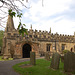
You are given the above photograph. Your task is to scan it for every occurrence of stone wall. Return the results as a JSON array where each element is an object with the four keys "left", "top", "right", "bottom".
[{"left": 2, "top": 24, "right": 75, "bottom": 58}]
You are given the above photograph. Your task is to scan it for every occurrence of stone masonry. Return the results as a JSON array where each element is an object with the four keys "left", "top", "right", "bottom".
[{"left": 1, "top": 15, "right": 75, "bottom": 59}]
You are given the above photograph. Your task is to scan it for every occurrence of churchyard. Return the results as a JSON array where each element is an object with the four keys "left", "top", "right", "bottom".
[
  {"left": 12, "top": 52, "right": 75, "bottom": 75},
  {"left": 0, "top": 50, "right": 75, "bottom": 75}
]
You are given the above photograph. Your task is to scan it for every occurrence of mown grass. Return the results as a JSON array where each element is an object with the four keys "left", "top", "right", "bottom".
[
  {"left": 0, "top": 56, "right": 13, "bottom": 61},
  {"left": 13, "top": 59, "right": 66, "bottom": 75}
]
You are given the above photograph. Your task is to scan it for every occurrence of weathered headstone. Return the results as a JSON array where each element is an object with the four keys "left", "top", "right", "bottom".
[
  {"left": 30, "top": 51, "right": 36, "bottom": 65},
  {"left": 45, "top": 52, "right": 50, "bottom": 61},
  {"left": 64, "top": 52, "right": 75, "bottom": 72},
  {"left": 50, "top": 52, "right": 60, "bottom": 69}
]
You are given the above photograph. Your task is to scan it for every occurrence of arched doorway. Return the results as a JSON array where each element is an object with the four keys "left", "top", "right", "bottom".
[{"left": 22, "top": 44, "right": 31, "bottom": 58}]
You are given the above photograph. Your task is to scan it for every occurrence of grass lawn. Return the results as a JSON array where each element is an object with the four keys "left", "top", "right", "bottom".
[
  {"left": 13, "top": 59, "right": 67, "bottom": 75},
  {"left": 0, "top": 56, "right": 13, "bottom": 61}
]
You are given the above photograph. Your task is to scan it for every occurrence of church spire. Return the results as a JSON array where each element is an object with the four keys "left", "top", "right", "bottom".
[{"left": 5, "top": 15, "right": 15, "bottom": 32}]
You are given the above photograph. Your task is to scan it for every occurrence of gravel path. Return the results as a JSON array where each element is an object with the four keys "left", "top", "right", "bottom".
[{"left": 0, "top": 58, "right": 30, "bottom": 75}]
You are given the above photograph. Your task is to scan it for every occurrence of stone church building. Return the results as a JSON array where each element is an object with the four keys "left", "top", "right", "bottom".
[{"left": 2, "top": 15, "right": 75, "bottom": 59}]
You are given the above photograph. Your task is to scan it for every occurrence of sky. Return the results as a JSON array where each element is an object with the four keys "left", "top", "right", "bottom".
[{"left": 0, "top": 0, "right": 75, "bottom": 35}]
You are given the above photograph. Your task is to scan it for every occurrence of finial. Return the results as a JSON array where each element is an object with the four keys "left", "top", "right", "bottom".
[
  {"left": 50, "top": 27, "right": 51, "bottom": 33},
  {"left": 74, "top": 32, "right": 75, "bottom": 36},
  {"left": 31, "top": 24, "right": 32, "bottom": 29}
]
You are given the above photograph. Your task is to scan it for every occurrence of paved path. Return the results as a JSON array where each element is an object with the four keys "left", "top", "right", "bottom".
[{"left": 0, "top": 58, "right": 30, "bottom": 75}]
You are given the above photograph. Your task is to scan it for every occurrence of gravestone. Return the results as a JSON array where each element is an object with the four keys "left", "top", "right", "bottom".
[
  {"left": 64, "top": 52, "right": 75, "bottom": 72},
  {"left": 50, "top": 52, "right": 60, "bottom": 69},
  {"left": 45, "top": 52, "right": 50, "bottom": 61},
  {"left": 30, "top": 51, "right": 36, "bottom": 65}
]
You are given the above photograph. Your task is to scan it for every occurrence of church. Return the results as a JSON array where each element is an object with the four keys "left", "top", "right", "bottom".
[{"left": 2, "top": 15, "right": 75, "bottom": 59}]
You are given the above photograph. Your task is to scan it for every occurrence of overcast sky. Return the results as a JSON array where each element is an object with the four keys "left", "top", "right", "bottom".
[{"left": 0, "top": 0, "right": 75, "bottom": 35}]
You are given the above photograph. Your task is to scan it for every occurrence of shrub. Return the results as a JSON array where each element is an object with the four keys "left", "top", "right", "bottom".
[{"left": 63, "top": 50, "right": 69, "bottom": 54}]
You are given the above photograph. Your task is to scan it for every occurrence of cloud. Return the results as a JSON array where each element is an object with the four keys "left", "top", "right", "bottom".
[
  {"left": 63, "top": 0, "right": 75, "bottom": 20},
  {"left": 51, "top": 0, "right": 75, "bottom": 21},
  {"left": 29, "top": 0, "right": 71, "bottom": 17},
  {"left": 23, "top": 0, "right": 72, "bottom": 23},
  {"left": 1, "top": 0, "right": 74, "bottom": 35}
]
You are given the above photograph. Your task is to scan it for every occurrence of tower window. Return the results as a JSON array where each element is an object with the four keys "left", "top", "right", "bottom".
[{"left": 14, "top": 33, "right": 17, "bottom": 36}]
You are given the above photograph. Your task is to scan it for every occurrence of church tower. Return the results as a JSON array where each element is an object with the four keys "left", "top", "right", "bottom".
[{"left": 2, "top": 15, "right": 16, "bottom": 59}]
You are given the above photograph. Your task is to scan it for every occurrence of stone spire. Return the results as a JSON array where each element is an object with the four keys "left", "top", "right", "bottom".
[{"left": 5, "top": 15, "right": 15, "bottom": 32}]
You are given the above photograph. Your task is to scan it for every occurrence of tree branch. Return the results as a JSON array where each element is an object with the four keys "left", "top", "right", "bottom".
[
  {"left": 0, "top": 15, "right": 8, "bottom": 20},
  {"left": 0, "top": 25, "right": 5, "bottom": 28},
  {"left": 0, "top": 3, "right": 4, "bottom": 8}
]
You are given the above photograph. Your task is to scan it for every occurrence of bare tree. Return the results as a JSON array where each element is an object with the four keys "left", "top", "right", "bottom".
[
  {"left": 0, "top": 0, "right": 30, "bottom": 35},
  {"left": 0, "top": 0, "right": 44, "bottom": 35}
]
